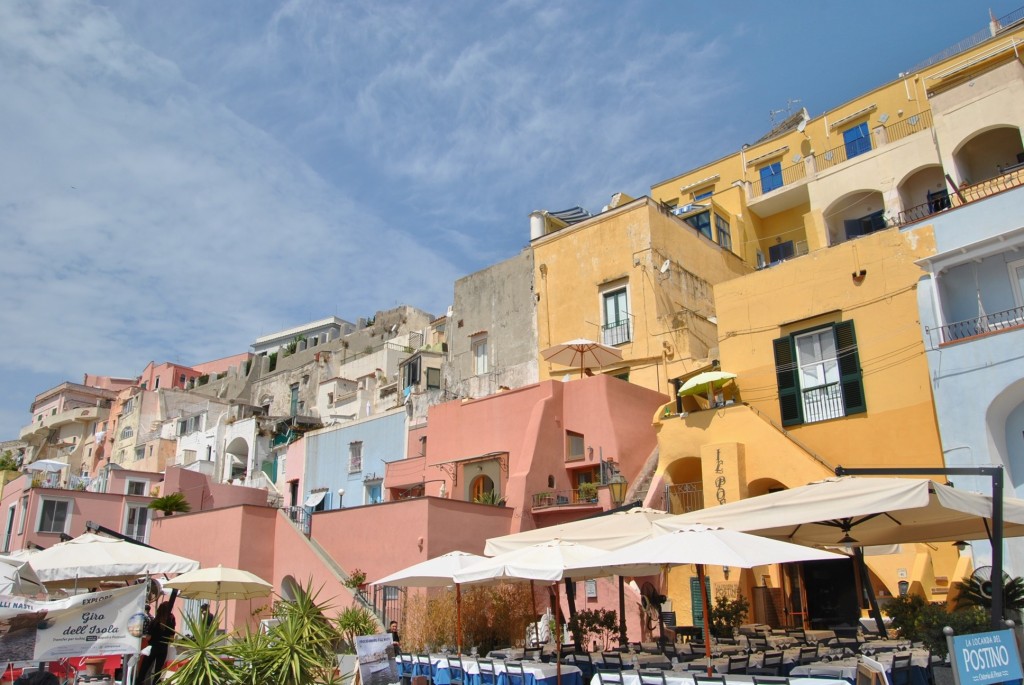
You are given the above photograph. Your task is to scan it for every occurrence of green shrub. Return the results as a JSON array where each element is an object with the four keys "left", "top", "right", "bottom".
[
  {"left": 708, "top": 593, "right": 749, "bottom": 638},
  {"left": 887, "top": 593, "right": 990, "bottom": 658},
  {"left": 568, "top": 608, "right": 619, "bottom": 651}
]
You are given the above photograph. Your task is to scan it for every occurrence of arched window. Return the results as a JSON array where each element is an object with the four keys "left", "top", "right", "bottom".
[{"left": 471, "top": 475, "right": 494, "bottom": 502}]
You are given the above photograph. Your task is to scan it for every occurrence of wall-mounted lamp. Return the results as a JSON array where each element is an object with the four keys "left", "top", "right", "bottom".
[
  {"left": 852, "top": 269, "right": 867, "bottom": 281},
  {"left": 953, "top": 540, "right": 969, "bottom": 552},
  {"left": 607, "top": 474, "right": 628, "bottom": 506},
  {"left": 722, "top": 566, "right": 731, "bottom": 581}
]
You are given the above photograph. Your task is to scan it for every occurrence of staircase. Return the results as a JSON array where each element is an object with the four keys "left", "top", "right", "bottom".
[{"left": 626, "top": 446, "right": 661, "bottom": 507}]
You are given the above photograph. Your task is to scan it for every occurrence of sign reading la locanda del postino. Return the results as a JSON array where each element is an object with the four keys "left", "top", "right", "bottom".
[
  {"left": 0, "top": 584, "right": 147, "bottom": 661},
  {"left": 950, "top": 629, "right": 1023, "bottom": 685}
]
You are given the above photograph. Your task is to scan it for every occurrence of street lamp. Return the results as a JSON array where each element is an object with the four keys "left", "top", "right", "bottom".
[
  {"left": 607, "top": 474, "right": 628, "bottom": 506},
  {"left": 337, "top": 488, "right": 345, "bottom": 509}
]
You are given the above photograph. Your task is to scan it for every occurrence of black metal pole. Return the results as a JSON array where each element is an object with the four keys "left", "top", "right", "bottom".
[
  {"left": 834, "top": 465, "right": 1005, "bottom": 629},
  {"left": 853, "top": 546, "right": 888, "bottom": 635},
  {"left": 618, "top": 576, "right": 627, "bottom": 647}
]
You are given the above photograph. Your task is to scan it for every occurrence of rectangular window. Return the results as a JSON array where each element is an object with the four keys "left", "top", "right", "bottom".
[
  {"left": 349, "top": 441, "right": 363, "bottom": 473},
  {"left": 403, "top": 356, "right": 422, "bottom": 389},
  {"left": 715, "top": 214, "right": 732, "bottom": 250},
  {"left": 183, "top": 449, "right": 197, "bottom": 464},
  {"left": 134, "top": 447, "right": 145, "bottom": 461},
  {"left": 290, "top": 384, "right": 299, "bottom": 416},
  {"left": 768, "top": 241, "right": 795, "bottom": 264},
  {"left": 38, "top": 499, "right": 70, "bottom": 534},
  {"left": 565, "top": 431, "right": 585, "bottom": 462},
  {"left": 366, "top": 482, "right": 382, "bottom": 504},
  {"left": 843, "top": 122, "right": 871, "bottom": 160},
  {"left": 154, "top": 377, "right": 160, "bottom": 390},
  {"left": 759, "top": 162, "right": 783, "bottom": 193},
  {"left": 472, "top": 336, "right": 488, "bottom": 375},
  {"left": 126, "top": 480, "right": 148, "bottom": 496},
  {"left": 693, "top": 189, "right": 713, "bottom": 201},
  {"left": 684, "top": 210, "right": 713, "bottom": 239},
  {"left": 602, "top": 287, "right": 631, "bottom": 345},
  {"left": 179, "top": 374, "right": 186, "bottom": 385},
  {"left": 773, "top": 321, "right": 866, "bottom": 426},
  {"left": 426, "top": 367, "right": 441, "bottom": 389},
  {"left": 125, "top": 505, "right": 149, "bottom": 543}
]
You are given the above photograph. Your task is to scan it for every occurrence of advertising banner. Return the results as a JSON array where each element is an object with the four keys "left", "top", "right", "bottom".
[
  {"left": 0, "top": 585, "right": 146, "bottom": 661},
  {"left": 950, "top": 629, "right": 1023, "bottom": 685},
  {"left": 354, "top": 633, "right": 398, "bottom": 685}
]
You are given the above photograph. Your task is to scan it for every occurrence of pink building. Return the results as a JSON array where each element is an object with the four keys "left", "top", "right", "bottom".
[
  {"left": 138, "top": 361, "right": 202, "bottom": 392},
  {"left": 0, "top": 468, "right": 157, "bottom": 553}
]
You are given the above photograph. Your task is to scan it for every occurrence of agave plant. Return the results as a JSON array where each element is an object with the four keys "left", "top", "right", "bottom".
[{"left": 164, "top": 611, "right": 236, "bottom": 685}]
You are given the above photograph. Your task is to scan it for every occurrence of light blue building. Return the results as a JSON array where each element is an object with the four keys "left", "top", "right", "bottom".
[
  {"left": 302, "top": 408, "right": 408, "bottom": 510},
  {"left": 915, "top": 183, "right": 1024, "bottom": 574}
]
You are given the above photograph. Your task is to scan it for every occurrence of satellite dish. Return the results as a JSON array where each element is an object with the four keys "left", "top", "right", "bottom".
[
  {"left": 660, "top": 259, "right": 671, "bottom": 274},
  {"left": 797, "top": 119, "right": 807, "bottom": 133}
]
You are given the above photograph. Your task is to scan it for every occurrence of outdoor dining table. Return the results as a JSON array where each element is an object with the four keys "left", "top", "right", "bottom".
[
  {"left": 589, "top": 672, "right": 850, "bottom": 685},
  {"left": 404, "top": 655, "right": 583, "bottom": 685},
  {"left": 789, "top": 651, "right": 931, "bottom": 685},
  {"left": 802, "top": 630, "right": 837, "bottom": 644}
]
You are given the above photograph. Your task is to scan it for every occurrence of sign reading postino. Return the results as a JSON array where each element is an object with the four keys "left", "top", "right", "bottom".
[
  {"left": 950, "top": 629, "right": 1023, "bottom": 685},
  {"left": 0, "top": 584, "right": 146, "bottom": 660}
]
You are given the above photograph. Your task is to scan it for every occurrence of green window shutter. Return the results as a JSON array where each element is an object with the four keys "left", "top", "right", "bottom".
[
  {"left": 835, "top": 321, "right": 866, "bottom": 415},
  {"left": 690, "top": 576, "right": 711, "bottom": 624},
  {"left": 773, "top": 335, "right": 803, "bottom": 426}
]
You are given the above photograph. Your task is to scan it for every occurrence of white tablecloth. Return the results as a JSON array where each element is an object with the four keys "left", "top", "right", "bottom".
[{"left": 590, "top": 673, "right": 848, "bottom": 685}]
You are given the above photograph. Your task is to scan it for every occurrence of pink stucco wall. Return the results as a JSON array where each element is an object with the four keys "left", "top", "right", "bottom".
[
  {"left": 138, "top": 361, "right": 201, "bottom": 392},
  {"left": 191, "top": 352, "right": 253, "bottom": 376},
  {"left": 310, "top": 497, "right": 514, "bottom": 584},
  {"left": 163, "top": 467, "right": 269, "bottom": 512},
  {"left": 283, "top": 439, "right": 306, "bottom": 490}
]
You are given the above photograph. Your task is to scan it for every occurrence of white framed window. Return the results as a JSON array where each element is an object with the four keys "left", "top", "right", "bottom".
[
  {"left": 1009, "top": 258, "right": 1024, "bottom": 308},
  {"left": 794, "top": 328, "right": 844, "bottom": 423},
  {"left": 126, "top": 479, "right": 149, "bottom": 496},
  {"left": 37, "top": 498, "right": 71, "bottom": 534},
  {"left": 120, "top": 426, "right": 133, "bottom": 440},
  {"left": 600, "top": 284, "right": 631, "bottom": 346},
  {"left": 471, "top": 335, "right": 488, "bottom": 375},
  {"left": 124, "top": 504, "right": 149, "bottom": 543},
  {"left": 349, "top": 441, "right": 363, "bottom": 473}
]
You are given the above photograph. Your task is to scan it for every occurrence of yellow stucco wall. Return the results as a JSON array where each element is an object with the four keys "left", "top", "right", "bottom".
[{"left": 532, "top": 197, "right": 751, "bottom": 397}]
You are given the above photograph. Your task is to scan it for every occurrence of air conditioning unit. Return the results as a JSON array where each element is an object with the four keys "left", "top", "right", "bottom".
[{"left": 795, "top": 240, "right": 809, "bottom": 256}]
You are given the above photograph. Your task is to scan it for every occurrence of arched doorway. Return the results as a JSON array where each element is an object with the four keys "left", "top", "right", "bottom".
[
  {"left": 897, "top": 165, "right": 949, "bottom": 223},
  {"left": 747, "top": 477, "right": 787, "bottom": 498},
  {"left": 953, "top": 125, "right": 1024, "bottom": 185},
  {"left": 663, "top": 457, "right": 703, "bottom": 514},
  {"left": 225, "top": 437, "right": 249, "bottom": 481},
  {"left": 470, "top": 474, "right": 494, "bottom": 502},
  {"left": 825, "top": 190, "right": 887, "bottom": 245}
]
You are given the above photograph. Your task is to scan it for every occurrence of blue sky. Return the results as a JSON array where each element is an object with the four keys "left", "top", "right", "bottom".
[{"left": 1, "top": 0, "right": 1020, "bottom": 439}]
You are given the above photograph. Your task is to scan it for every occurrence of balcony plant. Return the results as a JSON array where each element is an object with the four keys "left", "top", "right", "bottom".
[
  {"left": 577, "top": 481, "right": 598, "bottom": 502},
  {"left": 148, "top": 492, "right": 192, "bottom": 516},
  {"left": 343, "top": 568, "right": 367, "bottom": 590}
]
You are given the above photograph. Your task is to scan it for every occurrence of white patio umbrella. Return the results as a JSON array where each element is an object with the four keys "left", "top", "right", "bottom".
[
  {"left": 485, "top": 508, "right": 672, "bottom": 555},
  {"left": 27, "top": 533, "right": 199, "bottom": 587},
  {"left": 372, "top": 551, "right": 487, "bottom": 653},
  {"left": 565, "top": 525, "right": 846, "bottom": 675},
  {"left": 162, "top": 565, "right": 272, "bottom": 600},
  {"left": 541, "top": 339, "right": 623, "bottom": 378},
  {"left": 454, "top": 540, "right": 611, "bottom": 684},
  {"left": 0, "top": 554, "right": 45, "bottom": 595},
  {"left": 22, "top": 459, "right": 68, "bottom": 473}
]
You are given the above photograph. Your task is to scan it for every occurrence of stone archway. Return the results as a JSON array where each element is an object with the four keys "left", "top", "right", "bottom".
[
  {"left": 824, "top": 190, "right": 887, "bottom": 245},
  {"left": 663, "top": 456, "right": 703, "bottom": 514},
  {"left": 953, "top": 125, "right": 1024, "bottom": 185},
  {"left": 746, "top": 477, "right": 787, "bottom": 498},
  {"left": 225, "top": 437, "right": 249, "bottom": 481}
]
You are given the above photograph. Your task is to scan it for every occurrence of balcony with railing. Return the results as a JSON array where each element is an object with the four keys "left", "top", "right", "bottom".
[
  {"left": 750, "top": 161, "right": 808, "bottom": 198},
  {"left": 893, "top": 164, "right": 1024, "bottom": 228},
  {"left": 931, "top": 304, "right": 1024, "bottom": 345},
  {"left": 601, "top": 319, "right": 631, "bottom": 347},
  {"left": 531, "top": 487, "right": 602, "bottom": 509},
  {"left": 817, "top": 110, "right": 934, "bottom": 174}
]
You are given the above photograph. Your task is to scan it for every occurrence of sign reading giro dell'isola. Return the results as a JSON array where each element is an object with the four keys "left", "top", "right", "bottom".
[
  {"left": 950, "top": 629, "right": 1023, "bottom": 685},
  {"left": 0, "top": 585, "right": 146, "bottom": 661}
]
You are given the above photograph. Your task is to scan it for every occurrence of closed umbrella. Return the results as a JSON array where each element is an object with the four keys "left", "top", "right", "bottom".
[
  {"left": 542, "top": 339, "right": 623, "bottom": 378},
  {"left": 0, "top": 554, "right": 45, "bottom": 595},
  {"left": 373, "top": 551, "right": 487, "bottom": 654},
  {"left": 162, "top": 565, "right": 273, "bottom": 600}
]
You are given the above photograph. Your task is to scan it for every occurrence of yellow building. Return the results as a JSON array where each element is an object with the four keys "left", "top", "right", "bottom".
[
  {"left": 530, "top": 195, "right": 749, "bottom": 397},
  {"left": 643, "top": 14, "right": 1024, "bottom": 628}
]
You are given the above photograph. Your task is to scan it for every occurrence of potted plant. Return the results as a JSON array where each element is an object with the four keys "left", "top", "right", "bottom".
[
  {"left": 708, "top": 593, "right": 750, "bottom": 638},
  {"left": 344, "top": 568, "right": 367, "bottom": 591},
  {"left": 577, "top": 482, "right": 598, "bottom": 502},
  {"left": 148, "top": 492, "right": 192, "bottom": 516}
]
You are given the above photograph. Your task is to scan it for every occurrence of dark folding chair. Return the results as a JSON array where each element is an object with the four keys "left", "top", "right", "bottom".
[
  {"left": 890, "top": 652, "right": 913, "bottom": 685},
  {"left": 748, "top": 651, "right": 784, "bottom": 677},
  {"left": 693, "top": 677, "right": 727, "bottom": 685},
  {"left": 748, "top": 636, "right": 769, "bottom": 652},
  {"left": 477, "top": 659, "right": 497, "bottom": 685},
  {"left": 596, "top": 669, "right": 625, "bottom": 685},
  {"left": 787, "top": 629, "right": 807, "bottom": 643},
  {"left": 445, "top": 656, "right": 465, "bottom": 685},
  {"left": 752, "top": 677, "right": 791, "bottom": 685},
  {"left": 798, "top": 645, "right": 820, "bottom": 665},
  {"left": 503, "top": 661, "right": 527, "bottom": 685},
  {"left": 660, "top": 640, "right": 680, "bottom": 663},
  {"left": 600, "top": 652, "right": 624, "bottom": 670},
  {"left": 638, "top": 669, "right": 668, "bottom": 685},
  {"left": 727, "top": 653, "right": 749, "bottom": 675},
  {"left": 415, "top": 654, "right": 434, "bottom": 685},
  {"left": 570, "top": 652, "right": 594, "bottom": 683}
]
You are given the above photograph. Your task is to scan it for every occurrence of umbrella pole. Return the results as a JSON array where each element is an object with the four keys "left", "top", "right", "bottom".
[
  {"left": 554, "top": 583, "right": 562, "bottom": 685},
  {"left": 530, "top": 581, "right": 538, "bottom": 647},
  {"left": 698, "top": 565, "right": 712, "bottom": 677},
  {"left": 853, "top": 547, "right": 888, "bottom": 636},
  {"left": 456, "top": 583, "right": 463, "bottom": 655}
]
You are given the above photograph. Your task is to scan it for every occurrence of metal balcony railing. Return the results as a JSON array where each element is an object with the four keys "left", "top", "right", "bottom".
[
  {"left": 882, "top": 110, "right": 933, "bottom": 145},
  {"left": 602, "top": 319, "right": 631, "bottom": 346},
  {"left": 531, "top": 488, "right": 600, "bottom": 508},
  {"left": 283, "top": 506, "right": 312, "bottom": 536},
  {"left": 801, "top": 382, "right": 845, "bottom": 424},
  {"left": 664, "top": 481, "right": 704, "bottom": 514},
  {"left": 750, "top": 162, "right": 807, "bottom": 198},
  {"left": 932, "top": 304, "right": 1024, "bottom": 343}
]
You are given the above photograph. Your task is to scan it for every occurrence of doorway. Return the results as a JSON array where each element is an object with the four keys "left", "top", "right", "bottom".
[{"left": 802, "top": 558, "right": 860, "bottom": 629}]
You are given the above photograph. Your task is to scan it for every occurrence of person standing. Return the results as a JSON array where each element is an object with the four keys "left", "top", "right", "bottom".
[
  {"left": 139, "top": 602, "right": 177, "bottom": 685},
  {"left": 389, "top": 620, "right": 401, "bottom": 650}
]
